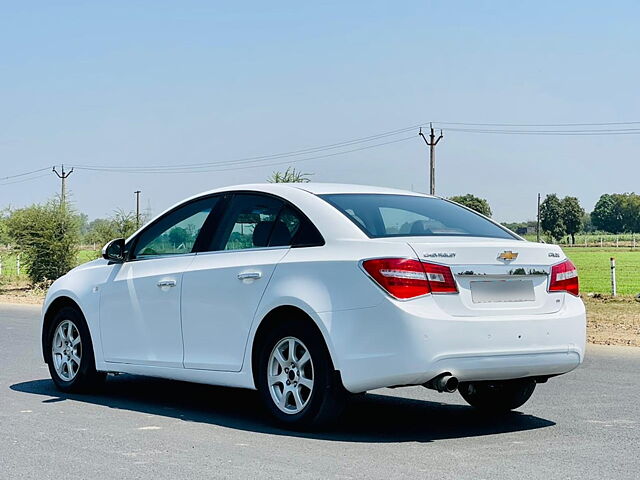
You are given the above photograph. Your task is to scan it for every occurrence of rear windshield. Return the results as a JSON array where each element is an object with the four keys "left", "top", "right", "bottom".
[{"left": 319, "top": 194, "right": 518, "bottom": 240}]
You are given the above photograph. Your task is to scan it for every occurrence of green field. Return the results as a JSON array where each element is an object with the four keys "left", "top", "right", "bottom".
[
  {"left": 562, "top": 247, "right": 639, "bottom": 295},
  {"left": 2, "top": 246, "right": 639, "bottom": 296}
]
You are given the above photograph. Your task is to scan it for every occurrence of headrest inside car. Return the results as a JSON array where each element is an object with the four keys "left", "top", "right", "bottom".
[{"left": 253, "top": 220, "right": 291, "bottom": 247}]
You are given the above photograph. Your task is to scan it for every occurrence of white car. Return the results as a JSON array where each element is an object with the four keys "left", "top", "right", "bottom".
[{"left": 41, "top": 183, "right": 586, "bottom": 427}]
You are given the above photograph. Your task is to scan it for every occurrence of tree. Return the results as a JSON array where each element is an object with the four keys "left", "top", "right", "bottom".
[
  {"left": 83, "top": 209, "right": 138, "bottom": 254},
  {"left": 6, "top": 199, "right": 80, "bottom": 284},
  {"left": 590, "top": 193, "right": 640, "bottom": 233},
  {"left": 617, "top": 193, "right": 640, "bottom": 233},
  {"left": 0, "top": 208, "right": 11, "bottom": 246},
  {"left": 561, "top": 196, "right": 585, "bottom": 244},
  {"left": 268, "top": 167, "right": 312, "bottom": 183},
  {"left": 591, "top": 194, "right": 623, "bottom": 233},
  {"left": 540, "top": 194, "right": 565, "bottom": 241},
  {"left": 449, "top": 194, "right": 492, "bottom": 217},
  {"left": 111, "top": 209, "right": 138, "bottom": 238},
  {"left": 168, "top": 226, "right": 189, "bottom": 247}
]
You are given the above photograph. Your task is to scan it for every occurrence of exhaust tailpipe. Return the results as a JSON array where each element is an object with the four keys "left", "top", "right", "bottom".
[{"left": 424, "top": 374, "right": 459, "bottom": 393}]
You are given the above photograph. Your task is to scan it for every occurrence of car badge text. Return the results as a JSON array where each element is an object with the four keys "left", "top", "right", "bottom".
[{"left": 423, "top": 252, "right": 456, "bottom": 258}]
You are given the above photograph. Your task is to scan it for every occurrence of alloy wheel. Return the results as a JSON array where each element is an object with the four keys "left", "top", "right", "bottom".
[
  {"left": 268, "top": 336, "right": 314, "bottom": 414},
  {"left": 52, "top": 320, "right": 82, "bottom": 382}
]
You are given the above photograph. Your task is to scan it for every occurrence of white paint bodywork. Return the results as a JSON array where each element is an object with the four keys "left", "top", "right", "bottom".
[{"left": 41, "top": 183, "right": 586, "bottom": 393}]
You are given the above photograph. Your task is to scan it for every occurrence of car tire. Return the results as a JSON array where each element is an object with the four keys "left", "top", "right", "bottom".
[
  {"left": 458, "top": 379, "right": 536, "bottom": 412},
  {"left": 256, "top": 318, "right": 346, "bottom": 429},
  {"left": 46, "top": 306, "right": 106, "bottom": 393}
]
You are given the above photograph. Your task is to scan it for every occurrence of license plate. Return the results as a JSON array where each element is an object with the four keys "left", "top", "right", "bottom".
[{"left": 470, "top": 279, "right": 535, "bottom": 303}]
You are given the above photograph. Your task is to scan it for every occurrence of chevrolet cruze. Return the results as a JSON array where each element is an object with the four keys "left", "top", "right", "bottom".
[{"left": 41, "top": 183, "right": 586, "bottom": 427}]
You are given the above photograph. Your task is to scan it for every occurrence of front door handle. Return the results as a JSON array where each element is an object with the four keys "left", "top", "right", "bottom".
[
  {"left": 237, "top": 272, "right": 262, "bottom": 280},
  {"left": 157, "top": 279, "right": 177, "bottom": 288}
]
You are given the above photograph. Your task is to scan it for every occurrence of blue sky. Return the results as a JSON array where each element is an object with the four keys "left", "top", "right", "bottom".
[{"left": 1, "top": 1, "right": 638, "bottom": 221}]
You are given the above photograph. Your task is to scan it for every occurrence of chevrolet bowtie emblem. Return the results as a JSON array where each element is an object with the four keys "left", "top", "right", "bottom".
[{"left": 498, "top": 250, "right": 518, "bottom": 261}]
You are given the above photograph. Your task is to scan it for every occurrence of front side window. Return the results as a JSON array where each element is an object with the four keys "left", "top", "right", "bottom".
[
  {"left": 132, "top": 197, "right": 217, "bottom": 258},
  {"left": 320, "top": 194, "right": 517, "bottom": 240}
]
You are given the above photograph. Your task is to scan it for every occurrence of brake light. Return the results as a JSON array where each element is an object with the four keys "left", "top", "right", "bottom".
[
  {"left": 549, "top": 259, "right": 579, "bottom": 296},
  {"left": 362, "top": 258, "right": 458, "bottom": 299}
]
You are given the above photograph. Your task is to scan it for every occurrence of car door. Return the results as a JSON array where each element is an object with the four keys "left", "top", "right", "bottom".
[
  {"left": 99, "top": 196, "right": 218, "bottom": 367},
  {"left": 181, "top": 193, "right": 318, "bottom": 372}
]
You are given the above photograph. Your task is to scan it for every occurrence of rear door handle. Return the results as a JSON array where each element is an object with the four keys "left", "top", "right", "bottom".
[
  {"left": 237, "top": 272, "right": 262, "bottom": 280},
  {"left": 157, "top": 279, "right": 177, "bottom": 288}
]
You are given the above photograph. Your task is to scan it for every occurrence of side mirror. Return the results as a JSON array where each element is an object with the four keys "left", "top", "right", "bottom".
[{"left": 102, "top": 238, "right": 126, "bottom": 262}]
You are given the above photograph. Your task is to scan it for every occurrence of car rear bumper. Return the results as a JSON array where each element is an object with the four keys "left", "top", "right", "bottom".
[{"left": 324, "top": 294, "right": 586, "bottom": 393}]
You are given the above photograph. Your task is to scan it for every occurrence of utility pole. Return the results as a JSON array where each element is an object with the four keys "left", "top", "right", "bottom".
[
  {"left": 419, "top": 124, "right": 443, "bottom": 195},
  {"left": 134, "top": 190, "right": 141, "bottom": 229},
  {"left": 536, "top": 193, "right": 541, "bottom": 242},
  {"left": 52, "top": 165, "right": 73, "bottom": 206}
]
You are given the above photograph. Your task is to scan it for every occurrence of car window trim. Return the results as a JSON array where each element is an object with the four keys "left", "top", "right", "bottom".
[{"left": 194, "top": 245, "right": 290, "bottom": 257}]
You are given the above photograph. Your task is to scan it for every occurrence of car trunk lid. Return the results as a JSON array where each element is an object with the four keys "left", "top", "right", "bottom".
[{"left": 402, "top": 237, "right": 565, "bottom": 316}]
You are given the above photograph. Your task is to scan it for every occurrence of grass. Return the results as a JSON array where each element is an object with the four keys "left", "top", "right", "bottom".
[
  {"left": 0, "top": 248, "right": 99, "bottom": 279},
  {"left": 562, "top": 247, "right": 640, "bottom": 295}
]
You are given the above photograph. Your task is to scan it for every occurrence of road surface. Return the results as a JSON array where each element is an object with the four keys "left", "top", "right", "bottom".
[{"left": 1, "top": 303, "right": 638, "bottom": 479}]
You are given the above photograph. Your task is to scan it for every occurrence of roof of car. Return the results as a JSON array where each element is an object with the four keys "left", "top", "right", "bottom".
[{"left": 202, "top": 182, "right": 433, "bottom": 197}]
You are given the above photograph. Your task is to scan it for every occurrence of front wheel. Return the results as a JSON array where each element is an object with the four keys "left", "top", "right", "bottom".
[
  {"left": 256, "top": 319, "right": 345, "bottom": 429},
  {"left": 46, "top": 306, "right": 105, "bottom": 393},
  {"left": 459, "top": 379, "right": 536, "bottom": 412}
]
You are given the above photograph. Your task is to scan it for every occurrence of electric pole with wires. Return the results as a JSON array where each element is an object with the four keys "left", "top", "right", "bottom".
[
  {"left": 134, "top": 190, "right": 141, "bottom": 229},
  {"left": 419, "top": 124, "right": 443, "bottom": 195},
  {"left": 52, "top": 165, "right": 73, "bottom": 206}
]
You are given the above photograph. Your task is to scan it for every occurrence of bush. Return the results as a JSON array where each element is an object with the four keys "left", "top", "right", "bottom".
[{"left": 6, "top": 199, "right": 80, "bottom": 284}]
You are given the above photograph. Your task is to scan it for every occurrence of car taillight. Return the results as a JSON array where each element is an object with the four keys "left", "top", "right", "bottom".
[
  {"left": 549, "top": 259, "right": 579, "bottom": 296},
  {"left": 362, "top": 258, "right": 457, "bottom": 299}
]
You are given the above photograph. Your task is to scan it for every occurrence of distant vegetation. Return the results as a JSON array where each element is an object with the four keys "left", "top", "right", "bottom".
[
  {"left": 0, "top": 184, "right": 639, "bottom": 290},
  {"left": 448, "top": 194, "right": 492, "bottom": 217},
  {"left": 268, "top": 167, "right": 312, "bottom": 183},
  {"left": 4, "top": 199, "right": 79, "bottom": 285}
]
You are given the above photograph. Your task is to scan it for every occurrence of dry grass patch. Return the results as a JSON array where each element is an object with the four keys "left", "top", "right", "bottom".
[
  {"left": 584, "top": 295, "right": 640, "bottom": 346},
  {"left": 0, "top": 280, "right": 45, "bottom": 305}
]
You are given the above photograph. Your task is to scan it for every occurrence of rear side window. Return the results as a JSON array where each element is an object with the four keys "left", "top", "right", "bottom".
[
  {"left": 320, "top": 194, "right": 517, "bottom": 240},
  {"left": 209, "top": 193, "right": 324, "bottom": 251}
]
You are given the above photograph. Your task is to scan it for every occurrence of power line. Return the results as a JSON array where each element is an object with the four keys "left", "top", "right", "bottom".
[
  {"left": 72, "top": 124, "right": 427, "bottom": 172},
  {"left": 436, "top": 121, "right": 640, "bottom": 127},
  {"left": 73, "top": 135, "right": 417, "bottom": 175},
  {"left": 0, "top": 166, "right": 52, "bottom": 181},
  {"left": 0, "top": 172, "right": 51, "bottom": 186},
  {"left": 443, "top": 127, "right": 640, "bottom": 135},
  {"left": 3, "top": 118, "right": 640, "bottom": 180}
]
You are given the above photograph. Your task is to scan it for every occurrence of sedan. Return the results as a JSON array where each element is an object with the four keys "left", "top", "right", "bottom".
[{"left": 41, "top": 183, "right": 586, "bottom": 427}]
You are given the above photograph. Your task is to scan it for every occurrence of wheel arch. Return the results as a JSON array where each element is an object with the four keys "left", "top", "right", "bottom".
[
  {"left": 41, "top": 296, "right": 85, "bottom": 363},
  {"left": 250, "top": 304, "right": 339, "bottom": 389}
]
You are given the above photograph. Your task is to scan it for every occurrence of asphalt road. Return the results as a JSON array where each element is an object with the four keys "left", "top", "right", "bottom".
[{"left": 1, "top": 303, "right": 639, "bottom": 480}]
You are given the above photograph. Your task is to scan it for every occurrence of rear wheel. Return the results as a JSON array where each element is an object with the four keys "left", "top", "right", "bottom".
[
  {"left": 459, "top": 379, "right": 536, "bottom": 412},
  {"left": 46, "top": 306, "right": 105, "bottom": 393},
  {"left": 256, "top": 319, "right": 345, "bottom": 428}
]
